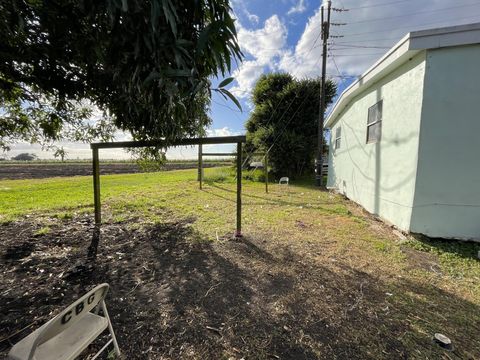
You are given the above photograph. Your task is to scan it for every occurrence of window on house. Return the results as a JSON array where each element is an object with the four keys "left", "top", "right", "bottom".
[
  {"left": 335, "top": 126, "right": 341, "bottom": 150},
  {"left": 367, "top": 100, "right": 382, "bottom": 143}
]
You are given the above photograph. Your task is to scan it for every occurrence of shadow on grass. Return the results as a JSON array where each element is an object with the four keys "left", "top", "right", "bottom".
[
  {"left": 205, "top": 183, "right": 349, "bottom": 216},
  {"left": 1, "top": 217, "right": 479, "bottom": 359}
]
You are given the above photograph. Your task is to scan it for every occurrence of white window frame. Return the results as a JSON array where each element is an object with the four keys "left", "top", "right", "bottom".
[
  {"left": 334, "top": 126, "right": 341, "bottom": 150},
  {"left": 366, "top": 100, "right": 382, "bottom": 144}
]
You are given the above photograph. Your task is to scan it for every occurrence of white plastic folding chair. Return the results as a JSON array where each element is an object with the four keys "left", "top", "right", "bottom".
[
  {"left": 8, "top": 283, "right": 120, "bottom": 360},
  {"left": 279, "top": 177, "right": 289, "bottom": 185}
]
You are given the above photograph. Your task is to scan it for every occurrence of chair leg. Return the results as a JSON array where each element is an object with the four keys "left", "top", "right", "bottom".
[
  {"left": 101, "top": 301, "right": 121, "bottom": 356},
  {"left": 91, "top": 339, "right": 113, "bottom": 360}
]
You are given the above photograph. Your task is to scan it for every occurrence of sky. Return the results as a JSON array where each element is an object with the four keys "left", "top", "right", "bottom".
[{"left": 5, "top": 0, "right": 480, "bottom": 160}]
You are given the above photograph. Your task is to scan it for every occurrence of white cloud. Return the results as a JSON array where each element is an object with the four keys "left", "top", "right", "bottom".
[
  {"left": 206, "top": 126, "right": 240, "bottom": 137},
  {"left": 277, "top": 4, "right": 382, "bottom": 79},
  {"left": 109, "top": 130, "right": 131, "bottom": 142},
  {"left": 288, "top": 0, "right": 307, "bottom": 15},
  {"left": 230, "top": 15, "right": 288, "bottom": 98},
  {"left": 241, "top": 5, "right": 260, "bottom": 25},
  {"left": 231, "top": 0, "right": 259, "bottom": 25},
  {"left": 247, "top": 13, "right": 259, "bottom": 25},
  {"left": 279, "top": 0, "right": 480, "bottom": 85},
  {"left": 4, "top": 141, "right": 111, "bottom": 160},
  {"left": 279, "top": 7, "right": 323, "bottom": 78},
  {"left": 230, "top": 60, "right": 265, "bottom": 98},
  {"left": 238, "top": 15, "right": 287, "bottom": 64},
  {"left": 227, "top": 0, "right": 480, "bottom": 111},
  {"left": 202, "top": 126, "right": 240, "bottom": 155},
  {"left": 4, "top": 128, "right": 240, "bottom": 160},
  {"left": 6, "top": 1, "right": 480, "bottom": 159}
]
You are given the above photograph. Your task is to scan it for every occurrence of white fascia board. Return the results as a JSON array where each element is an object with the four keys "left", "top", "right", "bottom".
[{"left": 409, "top": 23, "right": 480, "bottom": 50}]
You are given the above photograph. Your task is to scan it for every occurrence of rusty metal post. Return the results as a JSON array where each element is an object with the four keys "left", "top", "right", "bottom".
[
  {"left": 198, "top": 144, "right": 203, "bottom": 189},
  {"left": 265, "top": 152, "right": 269, "bottom": 194},
  {"left": 92, "top": 147, "right": 101, "bottom": 224},
  {"left": 236, "top": 142, "right": 242, "bottom": 237}
]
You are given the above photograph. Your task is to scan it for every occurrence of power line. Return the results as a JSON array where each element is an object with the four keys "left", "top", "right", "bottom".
[
  {"left": 227, "top": 88, "right": 250, "bottom": 94},
  {"left": 328, "top": 51, "right": 351, "bottom": 120},
  {"left": 238, "top": 40, "right": 390, "bottom": 59},
  {"left": 346, "top": 2, "right": 480, "bottom": 25},
  {"left": 331, "top": 36, "right": 403, "bottom": 44},
  {"left": 329, "top": 52, "right": 385, "bottom": 57},
  {"left": 329, "top": 44, "right": 391, "bottom": 49},
  {"left": 239, "top": 44, "right": 319, "bottom": 55},
  {"left": 327, "top": 74, "right": 360, "bottom": 78},
  {"left": 266, "top": 92, "right": 313, "bottom": 155},
  {"left": 212, "top": 99, "right": 243, "bottom": 113},
  {"left": 235, "top": 7, "right": 479, "bottom": 60},
  {"left": 253, "top": 2, "right": 342, "bottom": 184},
  {"left": 346, "top": 0, "right": 480, "bottom": 11},
  {"left": 240, "top": 85, "right": 303, "bottom": 168},
  {"left": 264, "top": 59, "right": 341, "bottom": 160},
  {"left": 329, "top": 51, "right": 348, "bottom": 88},
  {"left": 339, "top": 13, "right": 480, "bottom": 38},
  {"left": 329, "top": 53, "right": 343, "bottom": 74},
  {"left": 313, "top": 2, "right": 480, "bottom": 31},
  {"left": 241, "top": 4, "right": 353, "bottom": 182},
  {"left": 345, "top": 0, "right": 413, "bottom": 10},
  {"left": 235, "top": 3, "right": 480, "bottom": 176},
  {"left": 237, "top": 51, "right": 325, "bottom": 179},
  {"left": 315, "top": 0, "right": 332, "bottom": 186},
  {"left": 262, "top": 65, "right": 324, "bottom": 161},
  {"left": 240, "top": 30, "right": 323, "bottom": 168}
]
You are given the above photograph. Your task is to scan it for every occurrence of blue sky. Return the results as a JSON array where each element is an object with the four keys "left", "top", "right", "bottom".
[
  {"left": 7, "top": 0, "right": 480, "bottom": 159},
  {"left": 211, "top": 0, "right": 480, "bottom": 136}
]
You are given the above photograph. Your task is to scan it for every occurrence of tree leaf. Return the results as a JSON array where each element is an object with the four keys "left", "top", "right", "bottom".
[
  {"left": 0, "top": 0, "right": 243, "bottom": 151},
  {"left": 218, "top": 77, "right": 234, "bottom": 88},
  {"left": 164, "top": 69, "right": 192, "bottom": 77},
  {"left": 197, "top": 23, "right": 212, "bottom": 55},
  {"left": 143, "top": 71, "right": 161, "bottom": 86},
  {"left": 221, "top": 89, "right": 242, "bottom": 112}
]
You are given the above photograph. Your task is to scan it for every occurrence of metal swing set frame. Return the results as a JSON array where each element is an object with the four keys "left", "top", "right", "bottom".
[{"left": 90, "top": 135, "right": 246, "bottom": 237}]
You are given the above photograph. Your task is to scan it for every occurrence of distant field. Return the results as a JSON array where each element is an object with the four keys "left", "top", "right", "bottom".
[
  {"left": 0, "top": 158, "right": 234, "bottom": 165},
  {"left": 0, "top": 159, "right": 233, "bottom": 180}
]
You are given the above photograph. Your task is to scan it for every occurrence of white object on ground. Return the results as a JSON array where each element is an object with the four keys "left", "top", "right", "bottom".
[
  {"left": 434, "top": 333, "right": 452, "bottom": 350},
  {"left": 279, "top": 177, "right": 289, "bottom": 185},
  {"left": 8, "top": 283, "right": 121, "bottom": 360}
]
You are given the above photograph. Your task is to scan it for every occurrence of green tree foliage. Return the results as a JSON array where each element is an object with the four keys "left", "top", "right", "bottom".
[
  {"left": 53, "top": 147, "right": 66, "bottom": 162},
  {"left": 11, "top": 152, "right": 37, "bottom": 161},
  {"left": 0, "top": 0, "right": 242, "bottom": 152},
  {"left": 245, "top": 73, "right": 336, "bottom": 179}
]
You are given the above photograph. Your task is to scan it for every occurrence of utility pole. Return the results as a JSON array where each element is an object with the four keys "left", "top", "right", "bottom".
[{"left": 315, "top": 0, "right": 331, "bottom": 187}]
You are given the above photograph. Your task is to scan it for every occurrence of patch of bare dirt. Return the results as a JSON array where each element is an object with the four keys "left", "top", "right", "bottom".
[
  {"left": 401, "top": 246, "right": 442, "bottom": 274},
  {"left": 1, "top": 215, "right": 477, "bottom": 359}
]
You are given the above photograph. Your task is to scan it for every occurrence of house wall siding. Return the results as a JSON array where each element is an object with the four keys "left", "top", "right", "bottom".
[
  {"left": 327, "top": 52, "right": 426, "bottom": 231},
  {"left": 410, "top": 44, "right": 480, "bottom": 240}
]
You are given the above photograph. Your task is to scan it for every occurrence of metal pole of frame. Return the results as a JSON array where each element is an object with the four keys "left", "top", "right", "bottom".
[
  {"left": 92, "top": 148, "right": 101, "bottom": 224},
  {"left": 198, "top": 144, "right": 203, "bottom": 189},
  {"left": 265, "top": 152, "right": 269, "bottom": 194},
  {"left": 236, "top": 142, "right": 242, "bottom": 237}
]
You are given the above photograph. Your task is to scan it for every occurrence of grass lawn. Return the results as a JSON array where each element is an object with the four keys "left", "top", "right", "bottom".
[{"left": 1, "top": 167, "right": 479, "bottom": 359}]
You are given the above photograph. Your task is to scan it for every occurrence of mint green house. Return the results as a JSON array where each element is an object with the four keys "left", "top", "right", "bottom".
[{"left": 326, "top": 23, "right": 480, "bottom": 241}]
